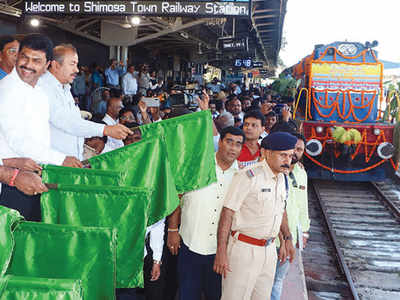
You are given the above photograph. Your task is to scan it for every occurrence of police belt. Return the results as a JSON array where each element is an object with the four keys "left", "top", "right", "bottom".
[{"left": 231, "top": 231, "right": 275, "bottom": 247}]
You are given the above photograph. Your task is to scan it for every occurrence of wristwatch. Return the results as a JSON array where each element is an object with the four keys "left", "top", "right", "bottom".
[{"left": 153, "top": 260, "right": 162, "bottom": 265}]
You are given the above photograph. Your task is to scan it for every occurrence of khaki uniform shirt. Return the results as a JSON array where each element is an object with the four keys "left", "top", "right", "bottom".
[{"left": 224, "top": 161, "right": 286, "bottom": 239}]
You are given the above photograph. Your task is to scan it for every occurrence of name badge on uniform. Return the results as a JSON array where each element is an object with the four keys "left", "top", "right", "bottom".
[
  {"left": 299, "top": 185, "right": 306, "bottom": 190},
  {"left": 261, "top": 188, "right": 271, "bottom": 192}
]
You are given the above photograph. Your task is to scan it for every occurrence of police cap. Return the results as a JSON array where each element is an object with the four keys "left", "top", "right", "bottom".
[{"left": 261, "top": 131, "right": 297, "bottom": 151}]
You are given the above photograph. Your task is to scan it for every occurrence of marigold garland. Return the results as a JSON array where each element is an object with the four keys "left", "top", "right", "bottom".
[{"left": 305, "top": 125, "right": 398, "bottom": 173}]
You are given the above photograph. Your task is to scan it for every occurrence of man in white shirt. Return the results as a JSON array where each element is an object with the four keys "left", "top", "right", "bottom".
[
  {"left": 122, "top": 65, "right": 138, "bottom": 97},
  {"left": 167, "top": 126, "right": 245, "bottom": 300},
  {"left": 39, "top": 44, "right": 131, "bottom": 160},
  {"left": 103, "top": 97, "right": 125, "bottom": 150},
  {"left": 0, "top": 34, "right": 80, "bottom": 220}
]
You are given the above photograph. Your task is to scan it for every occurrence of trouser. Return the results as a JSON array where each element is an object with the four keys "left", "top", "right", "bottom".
[
  {"left": 116, "top": 288, "right": 139, "bottom": 300},
  {"left": 270, "top": 248, "right": 291, "bottom": 300},
  {"left": 221, "top": 235, "right": 277, "bottom": 300},
  {"left": 162, "top": 239, "right": 178, "bottom": 300},
  {"left": 0, "top": 184, "right": 41, "bottom": 221},
  {"left": 116, "top": 253, "right": 165, "bottom": 300},
  {"left": 178, "top": 242, "right": 221, "bottom": 300},
  {"left": 143, "top": 253, "right": 165, "bottom": 300}
]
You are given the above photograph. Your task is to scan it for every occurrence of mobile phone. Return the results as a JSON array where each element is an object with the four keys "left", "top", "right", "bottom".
[{"left": 142, "top": 97, "right": 160, "bottom": 107}]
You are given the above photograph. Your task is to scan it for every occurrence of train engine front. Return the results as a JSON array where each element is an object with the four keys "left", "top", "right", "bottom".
[{"left": 295, "top": 41, "right": 396, "bottom": 181}]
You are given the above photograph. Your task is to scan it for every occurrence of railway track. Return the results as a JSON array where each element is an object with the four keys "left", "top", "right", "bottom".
[{"left": 303, "top": 179, "right": 400, "bottom": 300}]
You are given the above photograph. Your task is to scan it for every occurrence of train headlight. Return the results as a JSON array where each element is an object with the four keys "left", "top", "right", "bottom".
[
  {"left": 377, "top": 142, "right": 394, "bottom": 160},
  {"left": 373, "top": 128, "right": 381, "bottom": 136},
  {"left": 306, "top": 139, "right": 322, "bottom": 156},
  {"left": 316, "top": 126, "right": 324, "bottom": 134}
]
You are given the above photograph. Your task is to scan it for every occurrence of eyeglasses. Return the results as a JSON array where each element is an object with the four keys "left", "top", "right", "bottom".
[
  {"left": 120, "top": 116, "right": 134, "bottom": 121},
  {"left": 6, "top": 48, "right": 18, "bottom": 55},
  {"left": 288, "top": 172, "right": 298, "bottom": 188}
]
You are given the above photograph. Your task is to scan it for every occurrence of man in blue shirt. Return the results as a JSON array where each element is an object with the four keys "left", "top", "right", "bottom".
[
  {"left": 0, "top": 35, "right": 19, "bottom": 80},
  {"left": 104, "top": 59, "right": 126, "bottom": 88},
  {"left": 72, "top": 66, "right": 87, "bottom": 109},
  {"left": 207, "top": 77, "right": 222, "bottom": 93}
]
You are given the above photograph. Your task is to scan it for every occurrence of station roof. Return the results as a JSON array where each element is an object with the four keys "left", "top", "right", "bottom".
[{"left": 1, "top": 0, "right": 287, "bottom": 72}]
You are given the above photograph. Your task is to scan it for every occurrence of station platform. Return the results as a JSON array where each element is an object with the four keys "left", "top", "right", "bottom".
[{"left": 281, "top": 249, "right": 308, "bottom": 300}]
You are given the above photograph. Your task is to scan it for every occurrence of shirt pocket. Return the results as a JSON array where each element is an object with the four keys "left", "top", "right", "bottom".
[{"left": 258, "top": 184, "right": 275, "bottom": 217}]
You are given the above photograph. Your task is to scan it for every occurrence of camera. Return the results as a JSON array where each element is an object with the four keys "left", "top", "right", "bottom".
[{"left": 273, "top": 104, "right": 285, "bottom": 115}]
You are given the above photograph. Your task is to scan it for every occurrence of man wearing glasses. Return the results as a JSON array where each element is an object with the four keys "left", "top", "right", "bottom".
[{"left": 0, "top": 35, "right": 19, "bottom": 80}]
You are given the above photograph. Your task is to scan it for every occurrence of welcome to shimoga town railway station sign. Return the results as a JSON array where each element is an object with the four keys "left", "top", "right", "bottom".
[{"left": 24, "top": 0, "right": 250, "bottom": 17}]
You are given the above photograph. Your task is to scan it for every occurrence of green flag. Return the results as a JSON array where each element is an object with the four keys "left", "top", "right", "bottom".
[
  {"left": 0, "top": 275, "right": 83, "bottom": 300},
  {"left": 0, "top": 206, "right": 22, "bottom": 277},
  {"left": 41, "top": 185, "right": 151, "bottom": 288},
  {"left": 41, "top": 164, "right": 123, "bottom": 186},
  {"left": 1, "top": 207, "right": 116, "bottom": 300},
  {"left": 140, "top": 110, "right": 217, "bottom": 193},
  {"left": 89, "top": 136, "right": 179, "bottom": 225}
]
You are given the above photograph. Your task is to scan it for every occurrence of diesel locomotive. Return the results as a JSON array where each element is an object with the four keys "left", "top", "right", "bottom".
[{"left": 291, "top": 41, "right": 396, "bottom": 181}]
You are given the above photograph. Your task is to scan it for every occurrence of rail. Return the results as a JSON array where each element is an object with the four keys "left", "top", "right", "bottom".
[
  {"left": 310, "top": 180, "right": 360, "bottom": 300},
  {"left": 370, "top": 181, "right": 400, "bottom": 221}
]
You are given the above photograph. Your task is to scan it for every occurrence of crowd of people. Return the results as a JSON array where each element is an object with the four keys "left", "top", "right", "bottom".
[{"left": 0, "top": 33, "right": 310, "bottom": 300}]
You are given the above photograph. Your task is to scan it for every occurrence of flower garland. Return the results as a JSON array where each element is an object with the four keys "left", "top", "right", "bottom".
[
  {"left": 310, "top": 89, "right": 377, "bottom": 122},
  {"left": 305, "top": 126, "right": 398, "bottom": 173}
]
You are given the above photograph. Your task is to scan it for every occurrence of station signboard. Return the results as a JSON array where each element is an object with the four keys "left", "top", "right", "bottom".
[
  {"left": 252, "top": 61, "right": 263, "bottom": 68},
  {"left": 221, "top": 38, "right": 248, "bottom": 51},
  {"left": 24, "top": 0, "right": 250, "bottom": 17}
]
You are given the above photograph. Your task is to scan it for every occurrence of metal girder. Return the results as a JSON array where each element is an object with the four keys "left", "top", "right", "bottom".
[
  {"left": 251, "top": 14, "right": 278, "bottom": 19},
  {"left": 0, "top": 2, "right": 21, "bottom": 17},
  {"left": 173, "top": 32, "right": 214, "bottom": 50},
  {"left": 8, "top": 0, "right": 22, "bottom": 6},
  {"left": 128, "top": 19, "right": 207, "bottom": 46},
  {"left": 254, "top": 21, "right": 275, "bottom": 27},
  {"left": 252, "top": 8, "right": 279, "bottom": 14},
  {"left": 51, "top": 21, "right": 105, "bottom": 45},
  {"left": 258, "top": 29, "right": 275, "bottom": 33},
  {"left": 77, "top": 19, "right": 98, "bottom": 31}
]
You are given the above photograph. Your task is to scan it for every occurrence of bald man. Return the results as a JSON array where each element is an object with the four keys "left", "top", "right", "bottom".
[{"left": 39, "top": 44, "right": 131, "bottom": 160}]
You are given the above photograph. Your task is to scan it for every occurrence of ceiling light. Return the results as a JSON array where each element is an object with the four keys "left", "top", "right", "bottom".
[
  {"left": 131, "top": 16, "right": 140, "bottom": 25},
  {"left": 30, "top": 18, "right": 40, "bottom": 27}
]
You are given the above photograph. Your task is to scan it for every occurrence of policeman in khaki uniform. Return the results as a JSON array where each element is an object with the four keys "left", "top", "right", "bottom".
[{"left": 214, "top": 131, "right": 297, "bottom": 300}]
